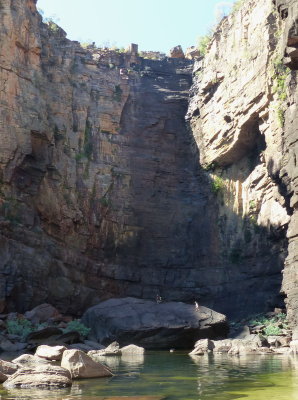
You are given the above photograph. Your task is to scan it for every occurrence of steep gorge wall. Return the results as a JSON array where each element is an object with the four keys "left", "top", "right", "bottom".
[
  {"left": 0, "top": 0, "right": 297, "bottom": 321},
  {"left": 188, "top": 0, "right": 298, "bottom": 320},
  {"left": 0, "top": 0, "right": 218, "bottom": 314}
]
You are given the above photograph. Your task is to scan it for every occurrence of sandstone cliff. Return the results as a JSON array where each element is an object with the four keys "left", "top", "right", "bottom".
[
  {"left": 0, "top": 0, "right": 297, "bottom": 323},
  {"left": 188, "top": 0, "right": 298, "bottom": 321},
  {"left": 0, "top": 0, "right": 216, "bottom": 314}
]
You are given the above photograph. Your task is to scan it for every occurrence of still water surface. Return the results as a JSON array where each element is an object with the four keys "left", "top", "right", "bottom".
[{"left": 1, "top": 352, "right": 298, "bottom": 399}]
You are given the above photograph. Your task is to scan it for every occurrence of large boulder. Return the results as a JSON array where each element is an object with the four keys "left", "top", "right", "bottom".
[
  {"left": 26, "top": 327, "right": 63, "bottom": 344},
  {"left": 212, "top": 339, "right": 233, "bottom": 353},
  {"left": 228, "top": 335, "right": 268, "bottom": 355},
  {"left": 185, "top": 46, "right": 200, "bottom": 60},
  {"left": 3, "top": 365, "right": 71, "bottom": 388},
  {"left": 24, "top": 304, "right": 61, "bottom": 324},
  {"left": 189, "top": 338, "right": 214, "bottom": 355},
  {"left": 12, "top": 354, "right": 52, "bottom": 368},
  {"left": 120, "top": 344, "right": 145, "bottom": 355},
  {"left": 82, "top": 297, "right": 228, "bottom": 349},
  {"left": 61, "top": 349, "right": 113, "bottom": 378},
  {"left": 88, "top": 341, "right": 121, "bottom": 357},
  {"left": 169, "top": 45, "right": 185, "bottom": 58},
  {"left": 35, "top": 345, "right": 67, "bottom": 361}
]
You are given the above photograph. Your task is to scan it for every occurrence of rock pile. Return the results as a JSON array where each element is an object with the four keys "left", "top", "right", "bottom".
[{"left": 0, "top": 340, "right": 145, "bottom": 389}]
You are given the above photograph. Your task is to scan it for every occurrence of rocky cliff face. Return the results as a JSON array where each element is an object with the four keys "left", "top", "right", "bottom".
[
  {"left": 0, "top": 0, "right": 297, "bottom": 322},
  {"left": 0, "top": 0, "right": 217, "bottom": 314},
  {"left": 188, "top": 0, "right": 298, "bottom": 320}
]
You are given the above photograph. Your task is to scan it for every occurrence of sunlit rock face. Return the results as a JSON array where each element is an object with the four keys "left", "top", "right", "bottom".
[
  {"left": 0, "top": 0, "right": 296, "bottom": 321},
  {"left": 188, "top": 0, "right": 298, "bottom": 319}
]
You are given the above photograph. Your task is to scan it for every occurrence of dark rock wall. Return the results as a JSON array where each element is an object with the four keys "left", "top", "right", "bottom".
[{"left": 0, "top": 0, "right": 217, "bottom": 314}]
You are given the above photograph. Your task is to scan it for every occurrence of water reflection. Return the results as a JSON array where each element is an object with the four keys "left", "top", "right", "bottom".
[
  {"left": 1, "top": 353, "right": 298, "bottom": 400},
  {"left": 91, "top": 353, "right": 145, "bottom": 371},
  {"left": 2, "top": 387, "right": 70, "bottom": 400}
]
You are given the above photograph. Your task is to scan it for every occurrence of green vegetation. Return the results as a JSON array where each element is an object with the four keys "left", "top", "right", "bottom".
[
  {"left": 99, "top": 197, "right": 109, "bottom": 207},
  {"left": 203, "top": 162, "right": 219, "bottom": 172},
  {"left": 248, "top": 312, "right": 288, "bottom": 337},
  {"left": 197, "top": 35, "right": 212, "bottom": 56},
  {"left": 113, "top": 85, "right": 122, "bottom": 102},
  {"left": 84, "top": 120, "right": 93, "bottom": 160},
  {"left": 75, "top": 121, "right": 93, "bottom": 162},
  {"left": 63, "top": 320, "right": 90, "bottom": 338},
  {"left": 264, "top": 324, "right": 282, "bottom": 336},
  {"left": 276, "top": 107, "right": 285, "bottom": 127},
  {"left": 211, "top": 176, "right": 224, "bottom": 195},
  {"left": 46, "top": 20, "right": 60, "bottom": 34},
  {"left": 272, "top": 58, "right": 290, "bottom": 127},
  {"left": 230, "top": 247, "right": 242, "bottom": 264},
  {"left": 6, "top": 317, "right": 90, "bottom": 340},
  {"left": 249, "top": 200, "right": 256, "bottom": 210},
  {"left": 81, "top": 42, "right": 93, "bottom": 49},
  {"left": 1, "top": 197, "right": 21, "bottom": 225},
  {"left": 75, "top": 153, "right": 86, "bottom": 162},
  {"left": 7, "top": 318, "right": 33, "bottom": 340},
  {"left": 273, "top": 58, "right": 290, "bottom": 102},
  {"left": 232, "top": 0, "right": 246, "bottom": 14}
]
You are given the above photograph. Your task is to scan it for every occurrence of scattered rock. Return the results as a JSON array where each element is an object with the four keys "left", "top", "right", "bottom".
[
  {"left": 84, "top": 340, "right": 104, "bottom": 350},
  {"left": 0, "top": 371, "right": 8, "bottom": 383},
  {"left": 0, "top": 359, "right": 18, "bottom": 375},
  {"left": 169, "top": 45, "right": 185, "bottom": 58},
  {"left": 189, "top": 339, "right": 214, "bottom": 355},
  {"left": 228, "top": 335, "right": 265, "bottom": 355},
  {"left": 120, "top": 344, "right": 145, "bottom": 355},
  {"left": 213, "top": 339, "right": 233, "bottom": 353},
  {"left": 0, "top": 335, "right": 26, "bottom": 352},
  {"left": 69, "top": 343, "right": 94, "bottom": 352},
  {"left": 231, "top": 325, "right": 251, "bottom": 339},
  {"left": 35, "top": 345, "right": 67, "bottom": 361},
  {"left": 88, "top": 341, "right": 121, "bottom": 356},
  {"left": 61, "top": 349, "right": 113, "bottom": 379},
  {"left": 290, "top": 340, "right": 298, "bottom": 353},
  {"left": 3, "top": 365, "right": 71, "bottom": 389},
  {"left": 291, "top": 327, "right": 298, "bottom": 341},
  {"left": 0, "top": 320, "right": 6, "bottom": 330},
  {"left": 185, "top": 46, "right": 200, "bottom": 60},
  {"left": 12, "top": 354, "right": 52, "bottom": 368},
  {"left": 278, "top": 336, "right": 291, "bottom": 347},
  {"left": 267, "top": 335, "right": 280, "bottom": 347},
  {"left": 55, "top": 331, "right": 81, "bottom": 344},
  {"left": 82, "top": 297, "right": 228, "bottom": 349},
  {"left": 27, "top": 327, "right": 63, "bottom": 344},
  {"left": 273, "top": 347, "right": 291, "bottom": 354},
  {"left": 24, "top": 304, "right": 61, "bottom": 324},
  {"left": 189, "top": 334, "right": 277, "bottom": 356}
]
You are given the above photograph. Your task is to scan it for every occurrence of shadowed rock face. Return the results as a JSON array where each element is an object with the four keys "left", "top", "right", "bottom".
[
  {"left": 0, "top": 0, "right": 297, "bottom": 323},
  {"left": 0, "top": 0, "right": 217, "bottom": 314},
  {"left": 82, "top": 297, "right": 228, "bottom": 349}
]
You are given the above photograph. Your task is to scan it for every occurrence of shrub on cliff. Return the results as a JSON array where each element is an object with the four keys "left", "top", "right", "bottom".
[
  {"left": 197, "top": 35, "right": 212, "bottom": 56},
  {"left": 7, "top": 318, "right": 33, "bottom": 340},
  {"left": 63, "top": 320, "right": 91, "bottom": 338}
]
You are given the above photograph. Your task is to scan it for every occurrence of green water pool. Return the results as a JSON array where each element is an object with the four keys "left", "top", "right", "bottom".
[{"left": 1, "top": 352, "right": 298, "bottom": 399}]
